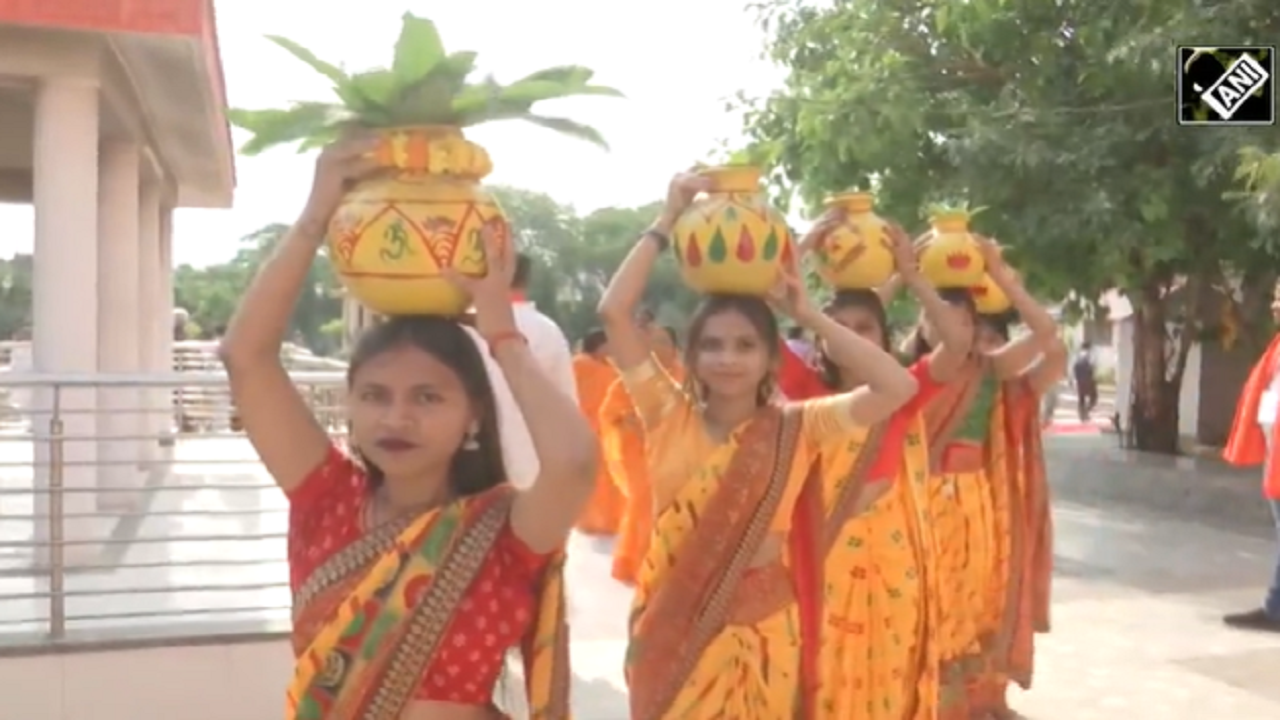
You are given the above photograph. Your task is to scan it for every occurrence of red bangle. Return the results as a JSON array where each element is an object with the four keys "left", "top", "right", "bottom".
[{"left": 484, "top": 329, "right": 527, "bottom": 358}]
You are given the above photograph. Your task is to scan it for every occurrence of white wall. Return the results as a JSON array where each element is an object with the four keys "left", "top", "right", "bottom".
[
  {"left": 1113, "top": 317, "right": 1201, "bottom": 438},
  {"left": 0, "top": 638, "right": 292, "bottom": 720}
]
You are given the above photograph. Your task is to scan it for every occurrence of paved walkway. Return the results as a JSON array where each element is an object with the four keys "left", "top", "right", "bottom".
[{"left": 1, "top": 436, "right": 1279, "bottom": 717}]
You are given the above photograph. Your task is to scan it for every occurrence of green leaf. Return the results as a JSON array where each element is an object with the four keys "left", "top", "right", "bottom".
[
  {"left": 264, "top": 35, "right": 349, "bottom": 87},
  {"left": 450, "top": 75, "right": 506, "bottom": 117},
  {"left": 440, "top": 51, "right": 478, "bottom": 80},
  {"left": 498, "top": 80, "right": 624, "bottom": 105},
  {"left": 510, "top": 65, "right": 596, "bottom": 87},
  {"left": 227, "top": 102, "right": 349, "bottom": 155},
  {"left": 350, "top": 70, "right": 399, "bottom": 110},
  {"left": 392, "top": 13, "right": 446, "bottom": 89},
  {"left": 517, "top": 115, "right": 611, "bottom": 150}
]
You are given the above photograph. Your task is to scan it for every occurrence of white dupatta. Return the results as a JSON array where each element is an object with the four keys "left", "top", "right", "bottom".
[{"left": 460, "top": 325, "right": 538, "bottom": 488}]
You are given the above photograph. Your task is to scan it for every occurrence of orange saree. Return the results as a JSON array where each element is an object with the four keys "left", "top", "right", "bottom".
[
  {"left": 600, "top": 361, "right": 685, "bottom": 584},
  {"left": 1224, "top": 333, "right": 1280, "bottom": 500},
  {"left": 573, "top": 353, "right": 624, "bottom": 534}
]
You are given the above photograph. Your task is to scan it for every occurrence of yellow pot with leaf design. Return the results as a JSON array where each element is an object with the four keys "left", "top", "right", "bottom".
[
  {"left": 814, "top": 192, "right": 896, "bottom": 290},
  {"left": 327, "top": 127, "right": 507, "bottom": 316},
  {"left": 671, "top": 165, "right": 794, "bottom": 296},
  {"left": 971, "top": 273, "right": 1011, "bottom": 315},
  {"left": 918, "top": 208, "right": 985, "bottom": 288}
]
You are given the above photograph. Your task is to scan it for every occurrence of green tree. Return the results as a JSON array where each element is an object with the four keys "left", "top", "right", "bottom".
[
  {"left": 491, "top": 186, "right": 699, "bottom": 344},
  {"left": 0, "top": 254, "right": 33, "bottom": 340},
  {"left": 174, "top": 223, "right": 343, "bottom": 354},
  {"left": 741, "top": 0, "right": 1280, "bottom": 453}
]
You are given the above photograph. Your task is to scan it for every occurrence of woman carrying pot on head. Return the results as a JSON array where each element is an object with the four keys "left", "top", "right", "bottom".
[
  {"left": 904, "top": 241, "right": 1063, "bottom": 720},
  {"left": 783, "top": 215, "right": 973, "bottom": 720},
  {"left": 598, "top": 171, "right": 920, "bottom": 720},
  {"left": 218, "top": 136, "right": 596, "bottom": 720}
]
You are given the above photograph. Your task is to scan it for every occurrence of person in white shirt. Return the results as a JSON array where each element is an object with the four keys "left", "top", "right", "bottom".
[{"left": 497, "top": 253, "right": 578, "bottom": 488}]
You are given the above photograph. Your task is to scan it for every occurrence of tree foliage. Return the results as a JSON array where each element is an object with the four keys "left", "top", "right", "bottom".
[
  {"left": 155, "top": 186, "right": 701, "bottom": 354},
  {"left": 740, "top": 0, "right": 1280, "bottom": 452}
]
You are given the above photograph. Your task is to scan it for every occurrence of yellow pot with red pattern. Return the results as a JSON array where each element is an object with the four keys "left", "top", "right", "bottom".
[
  {"left": 918, "top": 209, "right": 985, "bottom": 289},
  {"left": 813, "top": 191, "right": 896, "bottom": 290},
  {"left": 671, "top": 165, "right": 794, "bottom": 295},
  {"left": 326, "top": 126, "right": 510, "bottom": 316},
  {"left": 971, "top": 273, "right": 1011, "bottom": 315}
]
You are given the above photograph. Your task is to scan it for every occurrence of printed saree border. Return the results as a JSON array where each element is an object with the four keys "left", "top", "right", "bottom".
[{"left": 627, "top": 406, "right": 803, "bottom": 720}]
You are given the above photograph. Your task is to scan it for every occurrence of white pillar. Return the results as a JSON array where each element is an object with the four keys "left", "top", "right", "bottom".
[
  {"left": 30, "top": 76, "right": 103, "bottom": 556},
  {"left": 158, "top": 207, "right": 176, "bottom": 446},
  {"left": 137, "top": 181, "right": 163, "bottom": 462},
  {"left": 96, "top": 141, "right": 143, "bottom": 509}
]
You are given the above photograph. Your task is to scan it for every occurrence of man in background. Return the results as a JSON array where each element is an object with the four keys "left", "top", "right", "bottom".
[
  {"left": 511, "top": 253, "right": 577, "bottom": 403},
  {"left": 1072, "top": 341, "right": 1098, "bottom": 421},
  {"left": 501, "top": 253, "right": 577, "bottom": 488}
]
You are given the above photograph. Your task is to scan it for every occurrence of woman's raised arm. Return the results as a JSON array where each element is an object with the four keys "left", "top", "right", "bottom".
[
  {"left": 218, "top": 137, "right": 377, "bottom": 493},
  {"left": 769, "top": 269, "right": 917, "bottom": 432},
  {"left": 598, "top": 172, "right": 711, "bottom": 372},
  {"left": 979, "top": 240, "right": 1067, "bottom": 385},
  {"left": 453, "top": 233, "right": 598, "bottom": 553},
  {"left": 891, "top": 225, "right": 972, "bottom": 381}
]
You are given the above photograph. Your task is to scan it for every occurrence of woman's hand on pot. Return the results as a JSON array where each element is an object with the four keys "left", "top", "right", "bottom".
[
  {"left": 798, "top": 211, "right": 843, "bottom": 256},
  {"left": 885, "top": 221, "right": 919, "bottom": 277},
  {"left": 658, "top": 171, "right": 713, "bottom": 226},
  {"left": 766, "top": 263, "right": 818, "bottom": 324},
  {"left": 445, "top": 222, "right": 518, "bottom": 335},
  {"left": 300, "top": 133, "right": 380, "bottom": 228},
  {"left": 975, "top": 235, "right": 1007, "bottom": 271}
]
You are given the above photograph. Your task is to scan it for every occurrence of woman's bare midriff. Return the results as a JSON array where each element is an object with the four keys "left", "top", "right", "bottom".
[{"left": 400, "top": 700, "right": 507, "bottom": 720}]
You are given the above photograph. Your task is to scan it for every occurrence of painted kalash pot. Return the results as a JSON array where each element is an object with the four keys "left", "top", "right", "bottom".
[
  {"left": 226, "top": 12, "right": 622, "bottom": 316},
  {"left": 812, "top": 191, "right": 896, "bottom": 290},
  {"left": 971, "top": 272, "right": 1012, "bottom": 315},
  {"left": 327, "top": 127, "right": 507, "bottom": 316},
  {"left": 917, "top": 206, "right": 986, "bottom": 289},
  {"left": 671, "top": 165, "right": 794, "bottom": 295}
]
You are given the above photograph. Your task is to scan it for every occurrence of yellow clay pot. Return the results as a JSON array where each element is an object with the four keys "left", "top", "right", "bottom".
[
  {"left": 918, "top": 210, "right": 985, "bottom": 289},
  {"left": 671, "top": 165, "right": 793, "bottom": 296},
  {"left": 972, "top": 273, "right": 1011, "bottom": 315},
  {"left": 326, "top": 126, "right": 507, "bottom": 316},
  {"left": 814, "top": 192, "right": 895, "bottom": 290}
]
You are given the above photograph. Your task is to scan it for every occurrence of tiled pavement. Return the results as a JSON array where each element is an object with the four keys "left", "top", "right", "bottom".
[{"left": 2, "top": 435, "right": 1279, "bottom": 718}]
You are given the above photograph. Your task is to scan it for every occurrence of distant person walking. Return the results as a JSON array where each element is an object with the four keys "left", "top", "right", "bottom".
[{"left": 1072, "top": 342, "right": 1098, "bottom": 421}]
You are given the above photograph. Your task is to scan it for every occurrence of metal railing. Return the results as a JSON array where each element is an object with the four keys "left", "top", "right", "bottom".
[{"left": 0, "top": 371, "right": 347, "bottom": 650}]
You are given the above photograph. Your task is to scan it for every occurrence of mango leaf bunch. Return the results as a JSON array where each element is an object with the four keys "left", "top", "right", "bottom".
[{"left": 228, "top": 12, "right": 623, "bottom": 155}]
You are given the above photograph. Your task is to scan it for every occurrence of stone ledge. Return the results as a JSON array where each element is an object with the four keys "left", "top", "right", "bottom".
[{"left": 0, "top": 615, "right": 289, "bottom": 658}]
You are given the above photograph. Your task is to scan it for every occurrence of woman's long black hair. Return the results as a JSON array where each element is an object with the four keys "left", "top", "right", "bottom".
[
  {"left": 682, "top": 294, "right": 781, "bottom": 405},
  {"left": 347, "top": 316, "right": 506, "bottom": 496},
  {"left": 818, "top": 288, "right": 890, "bottom": 390}
]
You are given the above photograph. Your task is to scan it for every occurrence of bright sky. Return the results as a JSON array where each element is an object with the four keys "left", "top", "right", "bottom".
[{"left": 0, "top": 0, "right": 783, "bottom": 267}]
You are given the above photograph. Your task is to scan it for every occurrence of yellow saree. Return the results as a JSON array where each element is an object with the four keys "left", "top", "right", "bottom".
[
  {"left": 286, "top": 488, "right": 570, "bottom": 720},
  {"left": 619, "top": 358, "right": 859, "bottom": 720},
  {"left": 918, "top": 363, "right": 1000, "bottom": 718},
  {"left": 819, "top": 416, "right": 940, "bottom": 720},
  {"left": 967, "top": 379, "right": 1054, "bottom": 712}
]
